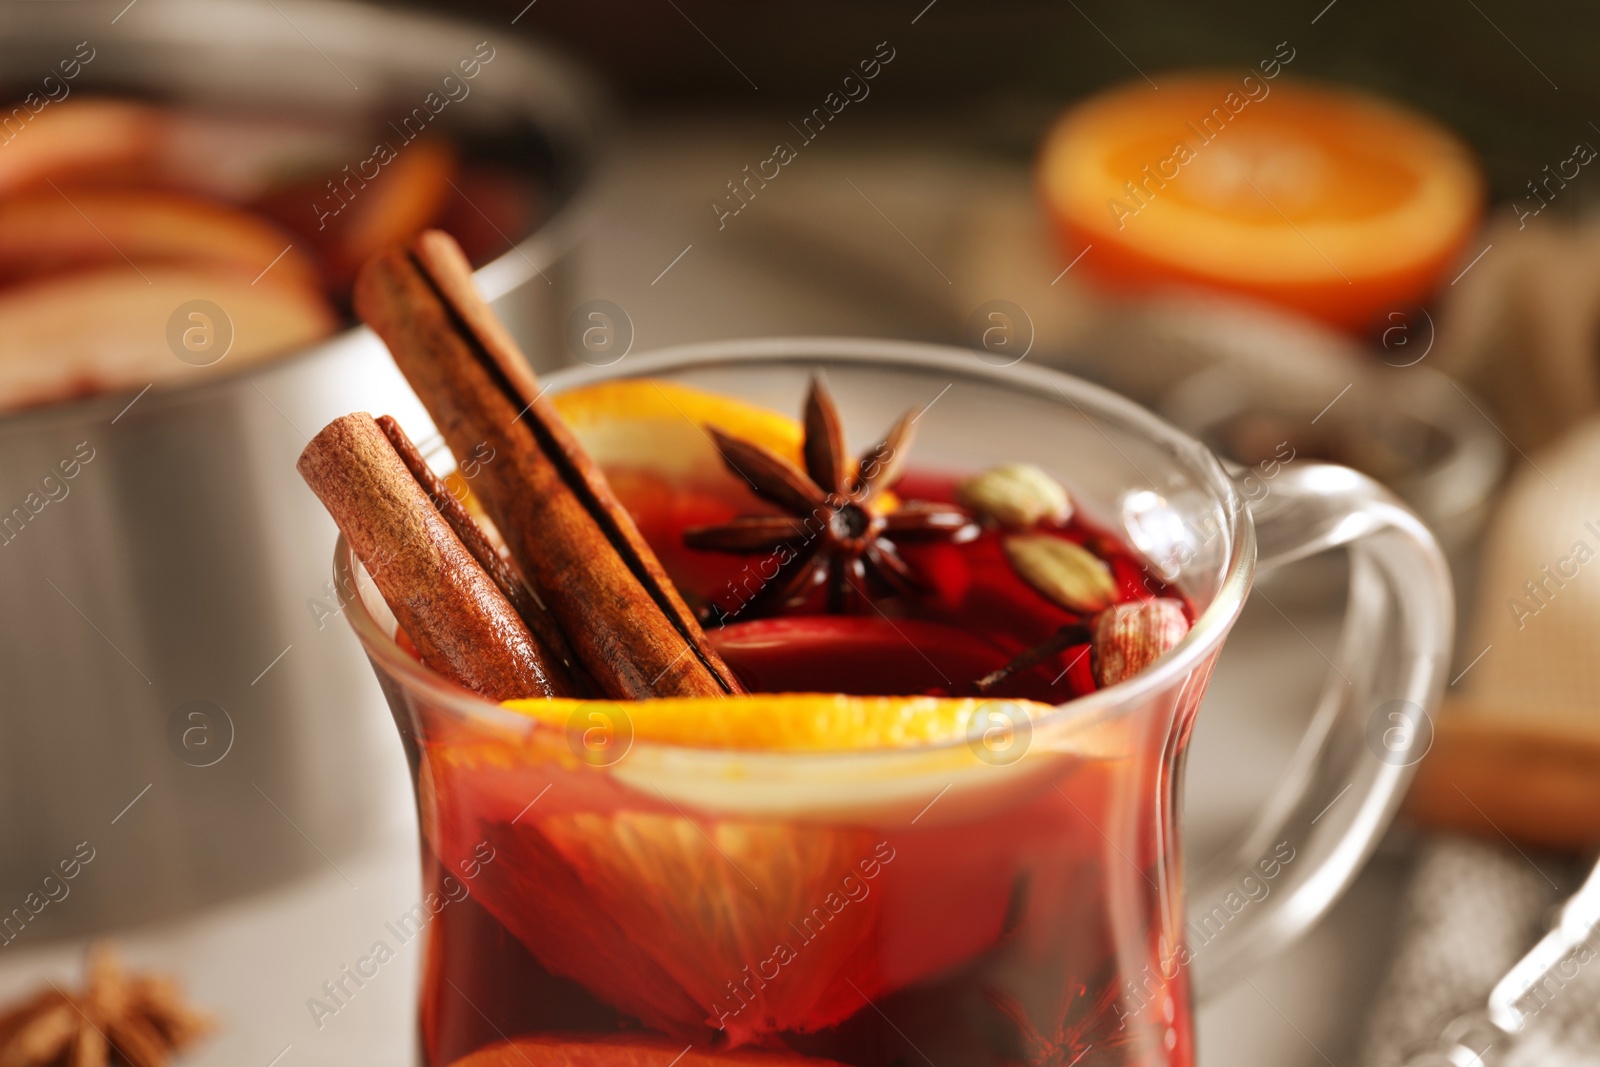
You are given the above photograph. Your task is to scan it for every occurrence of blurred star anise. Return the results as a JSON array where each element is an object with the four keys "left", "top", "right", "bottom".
[
  {"left": 0, "top": 943, "right": 212, "bottom": 1067},
  {"left": 686, "top": 377, "right": 975, "bottom": 618},
  {"left": 986, "top": 977, "right": 1131, "bottom": 1067}
]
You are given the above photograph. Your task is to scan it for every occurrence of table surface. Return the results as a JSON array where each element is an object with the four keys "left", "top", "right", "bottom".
[{"left": 0, "top": 117, "right": 1425, "bottom": 1067}]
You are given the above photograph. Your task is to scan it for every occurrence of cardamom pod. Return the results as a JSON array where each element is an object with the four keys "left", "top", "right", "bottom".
[
  {"left": 957, "top": 463, "right": 1073, "bottom": 528},
  {"left": 1091, "top": 598, "right": 1190, "bottom": 687},
  {"left": 1004, "top": 534, "right": 1117, "bottom": 613}
]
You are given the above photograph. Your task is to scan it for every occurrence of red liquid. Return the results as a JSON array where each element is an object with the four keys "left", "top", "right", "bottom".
[{"left": 401, "top": 472, "right": 1201, "bottom": 1067}]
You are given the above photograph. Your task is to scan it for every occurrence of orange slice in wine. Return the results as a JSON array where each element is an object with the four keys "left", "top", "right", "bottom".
[
  {"left": 554, "top": 379, "right": 805, "bottom": 538},
  {"left": 459, "top": 810, "right": 882, "bottom": 1045},
  {"left": 448, "top": 379, "right": 896, "bottom": 543},
  {"left": 543, "top": 379, "right": 896, "bottom": 595},
  {"left": 541, "top": 812, "right": 880, "bottom": 1043},
  {"left": 455, "top": 694, "right": 1063, "bottom": 1044},
  {"left": 551, "top": 378, "right": 899, "bottom": 507},
  {"left": 437, "top": 380, "right": 809, "bottom": 590},
  {"left": 503, "top": 693, "right": 1051, "bottom": 751},
  {"left": 1039, "top": 75, "right": 1483, "bottom": 330},
  {"left": 553, "top": 378, "right": 805, "bottom": 469},
  {"left": 463, "top": 804, "right": 1024, "bottom": 1047},
  {"left": 450, "top": 1035, "right": 850, "bottom": 1067}
]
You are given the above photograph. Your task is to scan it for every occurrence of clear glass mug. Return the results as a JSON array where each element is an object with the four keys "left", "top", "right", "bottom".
[{"left": 336, "top": 338, "right": 1452, "bottom": 1067}]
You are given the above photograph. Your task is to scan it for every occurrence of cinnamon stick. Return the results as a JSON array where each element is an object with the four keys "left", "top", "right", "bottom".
[
  {"left": 1405, "top": 705, "right": 1600, "bottom": 851},
  {"left": 375, "top": 413, "right": 590, "bottom": 697},
  {"left": 354, "top": 230, "right": 743, "bottom": 700},
  {"left": 297, "top": 412, "right": 572, "bottom": 701}
]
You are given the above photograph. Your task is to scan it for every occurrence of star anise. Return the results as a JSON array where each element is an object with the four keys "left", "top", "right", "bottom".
[
  {"left": 986, "top": 977, "right": 1131, "bottom": 1067},
  {"left": 0, "top": 944, "right": 212, "bottom": 1067},
  {"left": 686, "top": 377, "right": 976, "bottom": 618}
]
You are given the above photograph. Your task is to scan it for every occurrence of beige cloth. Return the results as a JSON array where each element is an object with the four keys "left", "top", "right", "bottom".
[
  {"left": 1459, "top": 416, "right": 1600, "bottom": 735},
  {"left": 1435, "top": 216, "right": 1600, "bottom": 454},
  {"left": 1355, "top": 218, "right": 1600, "bottom": 1065}
]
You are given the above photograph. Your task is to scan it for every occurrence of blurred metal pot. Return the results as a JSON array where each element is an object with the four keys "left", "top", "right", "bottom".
[
  {"left": 0, "top": 0, "right": 601, "bottom": 939},
  {"left": 1063, "top": 294, "right": 1505, "bottom": 583}
]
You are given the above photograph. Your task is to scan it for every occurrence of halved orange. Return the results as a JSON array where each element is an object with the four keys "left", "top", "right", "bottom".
[
  {"left": 450, "top": 1035, "right": 849, "bottom": 1067},
  {"left": 1039, "top": 74, "right": 1483, "bottom": 330}
]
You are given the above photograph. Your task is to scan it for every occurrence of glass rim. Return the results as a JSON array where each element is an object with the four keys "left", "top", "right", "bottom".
[{"left": 335, "top": 336, "right": 1257, "bottom": 756}]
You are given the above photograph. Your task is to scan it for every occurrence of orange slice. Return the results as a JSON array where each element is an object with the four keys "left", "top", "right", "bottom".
[
  {"left": 462, "top": 805, "right": 1019, "bottom": 1047},
  {"left": 0, "top": 98, "right": 163, "bottom": 197},
  {"left": 327, "top": 140, "right": 457, "bottom": 283},
  {"left": 462, "top": 810, "right": 882, "bottom": 1044},
  {"left": 541, "top": 812, "right": 878, "bottom": 1043},
  {"left": 432, "top": 380, "right": 808, "bottom": 596},
  {"left": 553, "top": 378, "right": 804, "bottom": 469},
  {"left": 0, "top": 189, "right": 320, "bottom": 290},
  {"left": 451, "top": 694, "right": 1064, "bottom": 1046},
  {"left": 551, "top": 379, "right": 896, "bottom": 505},
  {"left": 543, "top": 379, "right": 893, "bottom": 598},
  {"left": 462, "top": 695, "right": 1076, "bottom": 1045},
  {"left": 0, "top": 265, "right": 335, "bottom": 410},
  {"left": 491, "top": 690, "right": 1120, "bottom": 824},
  {"left": 1039, "top": 74, "right": 1483, "bottom": 330},
  {"left": 451, "top": 379, "right": 895, "bottom": 528},
  {"left": 503, "top": 693, "right": 1051, "bottom": 752},
  {"left": 450, "top": 1035, "right": 849, "bottom": 1067}
]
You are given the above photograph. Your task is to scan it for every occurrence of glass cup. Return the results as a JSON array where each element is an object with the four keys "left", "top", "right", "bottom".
[{"left": 335, "top": 338, "right": 1453, "bottom": 1067}]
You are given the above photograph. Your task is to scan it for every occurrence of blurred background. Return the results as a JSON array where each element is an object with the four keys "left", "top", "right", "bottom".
[{"left": 0, "top": 0, "right": 1598, "bottom": 1064}]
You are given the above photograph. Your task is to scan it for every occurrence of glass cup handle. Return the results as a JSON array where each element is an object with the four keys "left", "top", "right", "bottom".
[{"left": 1188, "top": 462, "right": 1454, "bottom": 995}]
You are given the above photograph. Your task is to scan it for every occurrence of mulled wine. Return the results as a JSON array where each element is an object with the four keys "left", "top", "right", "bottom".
[
  {"left": 410, "top": 460, "right": 1197, "bottom": 1067},
  {"left": 300, "top": 232, "right": 1217, "bottom": 1067}
]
